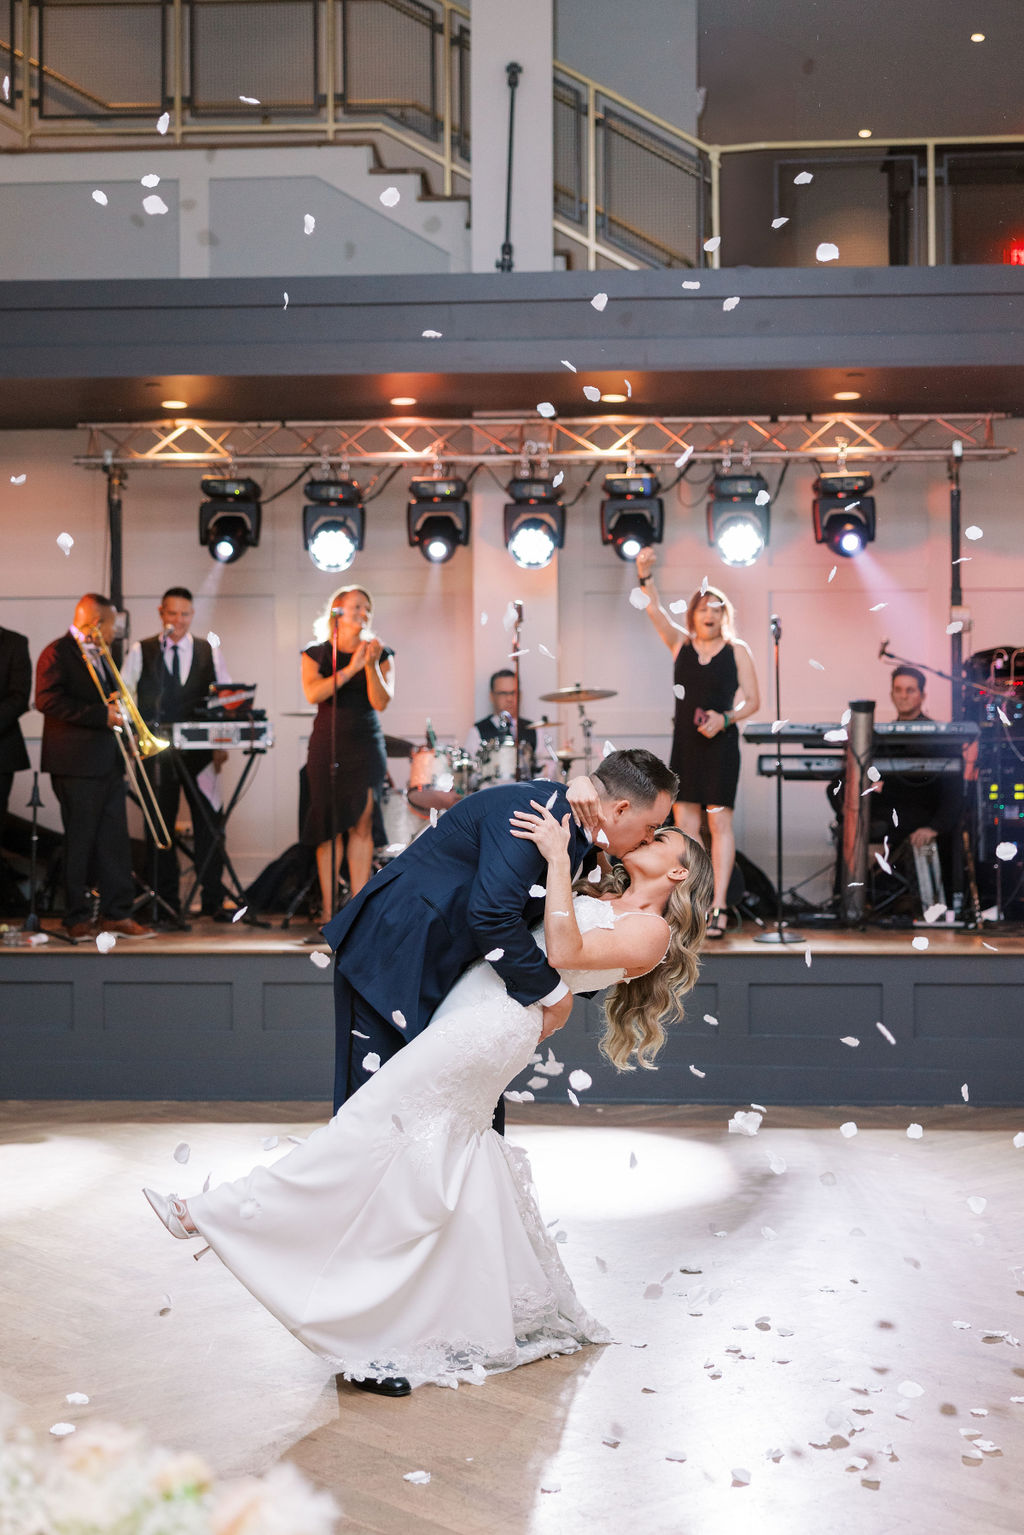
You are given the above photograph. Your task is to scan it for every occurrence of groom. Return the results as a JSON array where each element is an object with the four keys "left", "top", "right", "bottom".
[{"left": 323, "top": 748, "right": 677, "bottom": 1115}]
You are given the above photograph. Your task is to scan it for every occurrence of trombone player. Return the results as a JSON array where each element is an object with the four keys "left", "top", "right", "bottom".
[{"left": 35, "top": 594, "right": 154, "bottom": 941}]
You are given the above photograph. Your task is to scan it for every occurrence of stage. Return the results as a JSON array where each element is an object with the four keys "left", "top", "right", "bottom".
[
  {"left": 3, "top": 1099, "right": 1022, "bottom": 1534},
  {"left": 3, "top": 918, "right": 1024, "bottom": 1105}
]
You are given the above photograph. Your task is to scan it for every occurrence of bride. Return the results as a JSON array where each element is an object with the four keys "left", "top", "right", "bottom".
[{"left": 143, "top": 802, "right": 714, "bottom": 1392}]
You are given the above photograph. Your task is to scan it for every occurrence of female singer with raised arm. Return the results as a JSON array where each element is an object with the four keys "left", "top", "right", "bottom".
[
  {"left": 300, "top": 586, "right": 393, "bottom": 917},
  {"left": 633, "top": 546, "right": 760, "bottom": 937}
]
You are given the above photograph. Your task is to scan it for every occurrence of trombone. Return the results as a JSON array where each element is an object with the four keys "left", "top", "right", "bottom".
[{"left": 75, "top": 626, "right": 174, "bottom": 850}]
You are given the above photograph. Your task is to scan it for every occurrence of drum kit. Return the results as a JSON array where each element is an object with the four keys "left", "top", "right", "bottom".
[{"left": 381, "top": 684, "right": 617, "bottom": 853}]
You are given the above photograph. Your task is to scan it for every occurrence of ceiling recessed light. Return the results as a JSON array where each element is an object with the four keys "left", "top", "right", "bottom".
[
  {"left": 833, "top": 390, "right": 861, "bottom": 401},
  {"left": 858, "top": 128, "right": 872, "bottom": 138},
  {"left": 389, "top": 396, "right": 417, "bottom": 406},
  {"left": 161, "top": 399, "right": 188, "bottom": 410},
  {"left": 970, "top": 31, "right": 985, "bottom": 41},
  {"left": 600, "top": 392, "right": 628, "bottom": 403}
]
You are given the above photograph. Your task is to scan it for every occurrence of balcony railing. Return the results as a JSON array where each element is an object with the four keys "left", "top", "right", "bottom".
[{"left": 2, "top": 0, "right": 1023, "bottom": 272}]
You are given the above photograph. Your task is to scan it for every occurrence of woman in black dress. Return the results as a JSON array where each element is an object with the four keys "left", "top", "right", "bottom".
[
  {"left": 301, "top": 585, "right": 394, "bottom": 917},
  {"left": 634, "top": 548, "right": 760, "bottom": 936}
]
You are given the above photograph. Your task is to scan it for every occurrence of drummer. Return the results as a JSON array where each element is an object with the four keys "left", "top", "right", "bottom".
[{"left": 466, "top": 669, "right": 555, "bottom": 779}]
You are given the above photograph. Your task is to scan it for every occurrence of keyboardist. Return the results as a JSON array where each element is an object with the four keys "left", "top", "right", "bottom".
[
  {"left": 122, "top": 588, "right": 234, "bottom": 922},
  {"left": 829, "top": 665, "right": 962, "bottom": 883}
]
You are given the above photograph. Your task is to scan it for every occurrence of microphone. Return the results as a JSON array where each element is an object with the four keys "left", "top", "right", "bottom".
[{"left": 769, "top": 613, "right": 782, "bottom": 641}]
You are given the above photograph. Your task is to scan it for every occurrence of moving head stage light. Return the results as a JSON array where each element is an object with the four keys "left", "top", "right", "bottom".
[
  {"left": 303, "top": 478, "right": 365, "bottom": 573},
  {"left": 199, "top": 477, "right": 262, "bottom": 564},
  {"left": 601, "top": 469, "right": 663, "bottom": 561},
  {"left": 504, "top": 477, "right": 565, "bottom": 569},
  {"left": 407, "top": 477, "right": 470, "bottom": 563},
  {"left": 707, "top": 473, "right": 770, "bottom": 567},
  {"left": 813, "top": 472, "right": 876, "bottom": 557}
]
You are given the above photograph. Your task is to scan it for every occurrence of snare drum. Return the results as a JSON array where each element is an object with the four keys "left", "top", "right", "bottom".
[{"left": 476, "top": 737, "right": 535, "bottom": 787}]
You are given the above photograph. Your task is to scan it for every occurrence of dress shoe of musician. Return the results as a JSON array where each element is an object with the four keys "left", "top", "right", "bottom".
[
  {"left": 203, "top": 908, "right": 236, "bottom": 924},
  {"left": 349, "top": 1375, "right": 412, "bottom": 1398},
  {"left": 65, "top": 921, "right": 97, "bottom": 942},
  {"left": 101, "top": 917, "right": 156, "bottom": 939}
]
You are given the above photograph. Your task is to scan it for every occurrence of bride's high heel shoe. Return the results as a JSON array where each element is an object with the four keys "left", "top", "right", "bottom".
[{"left": 143, "top": 1187, "right": 198, "bottom": 1239}]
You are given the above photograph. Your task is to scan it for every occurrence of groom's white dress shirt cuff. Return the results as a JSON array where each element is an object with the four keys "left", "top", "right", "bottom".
[{"left": 538, "top": 980, "right": 570, "bottom": 1006}]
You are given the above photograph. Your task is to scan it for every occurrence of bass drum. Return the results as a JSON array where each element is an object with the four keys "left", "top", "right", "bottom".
[
  {"left": 476, "top": 737, "right": 535, "bottom": 787},
  {"left": 378, "top": 789, "right": 427, "bottom": 859}
]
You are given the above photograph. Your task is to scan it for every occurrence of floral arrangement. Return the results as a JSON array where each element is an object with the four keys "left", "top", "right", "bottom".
[{"left": 0, "top": 1419, "right": 340, "bottom": 1535}]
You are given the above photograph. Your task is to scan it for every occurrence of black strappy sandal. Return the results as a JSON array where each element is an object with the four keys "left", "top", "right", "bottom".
[{"left": 706, "top": 908, "right": 727, "bottom": 939}]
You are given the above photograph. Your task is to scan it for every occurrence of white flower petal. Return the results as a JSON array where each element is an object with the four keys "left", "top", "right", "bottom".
[
  {"left": 141, "top": 172, "right": 160, "bottom": 188},
  {"left": 91, "top": 189, "right": 108, "bottom": 206},
  {"left": 260, "top": 1136, "right": 279, "bottom": 1150},
  {"left": 689, "top": 1064, "right": 706, "bottom": 1078},
  {"left": 771, "top": 217, "right": 788, "bottom": 228},
  {"left": 840, "top": 1036, "right": 859, "bottom": 1047},
  {"left": 561, "top": 359, "right": 577, "bottom": 371},
  {"left": 404, "top": 1470, "right": 431, "bottom": 1484},
  {"left": 703, "top": 1013, "right": 719, "bottom": 1027},
  {"left": 897, "top": 1380, "right": 924, "bottom": 1397},
  {"left": 906, "top": 1122, "right": 923, "bottom": 1139},
  {"left": 95, "top": 931, "right": 117, "bottom": 953},
  {"left": 536, "top": 401, "right": 556, "bottom": 417},
  {"left": 303, "top": 213, "right": 316, "bottom": 234},
  {"left": 379, "top": 186, "right": 401, "bottom": 207},
  {"left": 422, "top": 328, "right": 443, "bottom": 338},
  {"left": 961, "top": 1082, "right": 970, "bottom": 1102},
  {"left": 156, "top": 111, "right": 170, "bottom": 134},
  {"left": 816, "top": 242, "right": 840, "bottom": 262},
  {"left": 309, "top": 949, "right": 330, "bottom": 968},
  {"left": 794, "top": 171, "right": 814, "bottom": 184},
  {"left": 173, "top": 1141, "right": 190, "bottom": 1163},
  {"left": 681, "top": 280, "right": 701, "bottom": 289},
  {"left": 995, "top": 841, "right": 1017, "bottom": 861},
  {"left": 583, "top": 385, "right": 601, "bottom": 402},
  {"left": 142, "top": 194, "right": 168, "bottom": 216},
  {"left": 722, "top": 295, "right": 740, "bottom": 312},
  {"left": 839, "top": 1121, "right": 858, "bottom": 1138},
  {"left": 484, "top": 947, "right": 504, "bottom": 961},
  {"left": 629, "top": 586, "right": 651, "bottom": 609},
  {"left": 876, "top": 1021, "right": 896, "bottom": 1045},
  {"left": 967, "top": 1195, "right": 987, "bottom": 1215},
  {"left": 964, "top": 524, "right": 984, "bottom": 541},
  {"left": 569, "top": 1069, "right": 592, "bottom": 1091},
  {"left": 50, "top": 1422, "right": 76, "bottom": 1436},
  {"left": 912, "top": 935, "right": 929, "bottom": 950},
  {"left": 362, "top": 1052, "right": 381, "bottom": 1073},
  {"left": 590, "top": 292, "right": 608, "bottom": 311},
  {"left": 65, "top": 1392, "right": 89, "bottom": 1405},
  {"left": 703, "top": 236, "right": 721, "bottom": 252}
]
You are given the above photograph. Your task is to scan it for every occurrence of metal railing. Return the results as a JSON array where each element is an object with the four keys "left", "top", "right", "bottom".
[{"left": 2, "top": 0, "right": 1023, "bottom": 271}]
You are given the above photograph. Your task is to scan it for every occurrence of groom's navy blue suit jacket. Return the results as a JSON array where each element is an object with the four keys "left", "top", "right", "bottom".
[{"left": 323, "top": 781, "right": 593, "bottom": 1039}]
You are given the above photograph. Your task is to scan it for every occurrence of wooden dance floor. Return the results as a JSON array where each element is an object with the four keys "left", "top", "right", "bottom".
[{"left": 3, "top": 1100, "right": 1023, "bottom": 1534}]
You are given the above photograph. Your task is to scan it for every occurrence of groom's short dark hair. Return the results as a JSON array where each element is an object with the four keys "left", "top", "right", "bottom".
[{"left": 593, "top": 748, "right": 678, "bottom": 806}]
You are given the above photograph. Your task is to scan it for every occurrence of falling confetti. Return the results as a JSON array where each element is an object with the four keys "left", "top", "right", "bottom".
[
  {"left": 550, "top": 474, "right": 564, "bottom": 492},
  {"left": 303, "top": 213, "right": 316, "bottom": 235},
  {"left": 689, "top": 1065, "right": 706, "bottom": 1078},
  {"left": 897, "top": 1380, "right": 924, "bottom": 1398},
  {"left": 964, "top": 525, "right": 984, "bottom": 540},
  {"left": 239, "top": 94, "right": 260, "bottom": 104},
  {"left": 967, "top": 1195, "right": 987, "bottom": 1214},
  {"left": 539, "top": 642, "right": 557, "bottom": 658},
  {"left": 840, "top": 1036, "right": 860, "bottom": 1048},
  {"left": 839, "top": 1121, "right": 858, "bottom": 1138},
  {"left": 722, "top": 296, "right": 740, "bottom": 312},
  {"left": 172, "top": 1141, "right": 190, "bottom": 1163},
  {"left": 283, "top": 292, "right": 289, "bottom": 309},
  {"left": 429, "top": 807, "right": 438, "bottom": 828},
  {"left": 962, "top": 1083, "right": 970, "bottom": 1102},
  {"left": 703, "top": 1013, "right": 719, "bottom": 1027},
  {"left": 158, "top": 1292, "right": 172, "bottom": 1313},
  {"left": 1013, "top": 1132, "right": 1024, "bottom": 1149},
  {"left": 156, "top": 111, "right": 170, "bottom": 134},
  {"left": 755, "top": 488, "right": 770, "bottom": 506},
  {"left": 906, "top": 1123, "right": 924, "bottom": 1139},
  {"left": 681, "top": 280, "right": 701, "bottom": 289},
  {"left": 590, "top": 292, "right": 608, "bottom": 311},
  {"left": 403, "top": 1470, "right": 431, "bottom": 1485},
  {"left": 771, "top": 217, "right": 789, "bottom": 228},
  {"left": 876, "top": 1021, "right": 896, "bottom": 1045},
  {"left": 995, "top": 842, "right": 1018, "bottom": 861},
  {"left": 309, "top": 950, "right": 330, "bottom": 968},
  {"left": 911, "top": 935, "right": 929, "bottom": 950},
  {"left": 703, "top": 236, "right": 721, "bottom": 252},
  {"left": 91, "top": 189, "right": 108, "bottom": 206},
  {"left": 392, "top": 1010, "right": 407, "bottom": 1029},
  {"left": 595, "top": 828, "right": 609, "bottom": 845},
  {"left": 587, "top": 866, "right": 602, "bottom": 883},
  {"left": 529, "top": 885, "right": 546, "bottom": 898},
  {"left": 260, "top": 1136, "right": 279, "bottom": 1150},
  {"left": 602, "top": 740, "right": 617, "bottom": 757},
  {"left": 728, "top": 1110, "right": 762, "bottom": 1136},
  {"left": 65, "top": 1393, "right": 89, "bottom": 1406},
  {"left": 49, "top": 1423, "right": 76, "bottom": 1437},
  {"left": 141, "top": 173, "right": 160, "bottom": 188},
  {"left": 95, "top": 931, "right": 117, "bottom": 953},
  {"left": 923, "top": 902, "right": 946, "bottom": 923},
  {"left": 625, "top": 378, "right": 632, "bottom": 397},
  {"left": 362, "top": 1053, "right": 381, "bottom": 1073},
  {"left": 583, "top": 385, "right": 601, "bottom": 402},
  {"left": 827, "top": 565, "right": 837, "bottom": 583},
  {"left": 674, "top": 444, "right": 695, "bottom": 468},
  {"left": 569, "top": 1069, "right": 592, "bottom": 1091},
  {"left": 809, "top": 658, "right": 825, "bottom": 671},
  {"left": 561, "top": 359, "right": 576, "bottom": 371},
  {"left": 143, "top": 194, "right": 168, "bottom": 216},
  {"left": 804, "top": 949, "right": 812, "bottom": 968},
  {"left": 484, "top": 947, "right": 505, "bottom": 962},
  {"left": 793, "top": 171, "right": 813, "bottom": 184},
  {"left": 422, "top": 329, "right": 443, "bottom": 338},
  {"left": 731, "top": 1468, "right": 752, "bottom": 1486},
  {"left": 232, "top": 905, "right": 248, "bottom": 923},
  {"left": 544, "top": 790, "right": 559, "bottom": 809},
  {"left": 946, "top": 620, "right": 963, "bottom": 635},
  {"left": 768, "top": 1153, "right": 787, "bottom": 1175},
  {"left": 816, "top": 242, "right": 840, "bottom": 262},
  {"left": 536, "top": 402, "right": 556, "bottom": 417},
  {"left": 379, "top": 186, "right": 400, "bottom": 207},
  {"left": 673, "top": 683, "right": 687, "bottom": 700}
]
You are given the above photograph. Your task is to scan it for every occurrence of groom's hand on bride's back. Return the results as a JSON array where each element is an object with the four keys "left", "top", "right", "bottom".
[{"left": 540, "top": 992, "right": 573, "bottom": 1042}]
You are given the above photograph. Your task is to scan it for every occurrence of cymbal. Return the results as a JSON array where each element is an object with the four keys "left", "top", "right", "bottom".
[
  {"left": 555, "top": 748, "right": 581, "bottom": 764},
  {"left": 384, "top": 734, "right": 415, "bottom": 759},
  {"left": 539, "top": 685, "right": 618, "bottom": 704}
]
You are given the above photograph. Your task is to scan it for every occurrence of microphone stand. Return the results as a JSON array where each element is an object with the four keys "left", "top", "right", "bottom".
[
  {"left": 328, "top": 611, "right": 341, "bottom": 924},
  {"left": 755, "top": 613, "right": 804, "bottom": 946},
  {"left": 19, "top": 772, "right": 73, "bottom": 944},
  {"left": 511, "top": 599, "right": 523, "bottom": 779}
]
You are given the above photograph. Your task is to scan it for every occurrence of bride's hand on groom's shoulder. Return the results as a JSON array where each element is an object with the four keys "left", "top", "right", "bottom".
[{"left": 509, "top": 801, "right": 572, "bottom": 863}]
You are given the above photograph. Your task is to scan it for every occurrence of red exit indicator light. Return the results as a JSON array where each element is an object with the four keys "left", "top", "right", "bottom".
[{"left": 1005, "top": 241, "right": 1024, "bottom": 265}]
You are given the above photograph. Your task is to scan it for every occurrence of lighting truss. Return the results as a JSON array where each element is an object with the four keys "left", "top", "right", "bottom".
[{"left": 77, "top": 414, "right": 1014, "bottom": 470}]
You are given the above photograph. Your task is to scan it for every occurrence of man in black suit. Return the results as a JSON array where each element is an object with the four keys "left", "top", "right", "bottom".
[
  {"left": 0, "top": 623, "right": 31, "bottom": 844},
  {"left": 324, "top": 748, "right": 677, "bottom": 1112},
  {"left": 35, "top": 594, "right": 153, "bottom": 941},
  {"left": 122, "top": 586, "right": 232, "bottom": 921}
]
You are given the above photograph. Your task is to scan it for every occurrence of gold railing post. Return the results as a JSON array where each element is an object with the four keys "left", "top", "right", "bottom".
[
  {"left": 324, "top": 0, "right": 336, "bottom": 140},
  {"left": 441, "top": 0, "right": 452, "bottom": 195},
  {"left": 586, "top": 80, "right": 597, "bottom": 270},
  {"left": 709, "top": 144, "right": 721, "bottom": 270},
  {"left": 926, "top": 139, "right": 937, "bottom": 266},
  {"left": 171, "top": 0, "right": 183, "bottom": 142}
]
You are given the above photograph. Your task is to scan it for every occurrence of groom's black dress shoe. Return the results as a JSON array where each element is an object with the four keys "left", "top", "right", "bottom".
[{"left": 350, "top": 1375, "right": 411, "bottom": 1398}]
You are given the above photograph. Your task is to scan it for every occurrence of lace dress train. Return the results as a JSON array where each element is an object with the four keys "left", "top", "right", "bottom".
[{"left": 187, "top": 896, "right": 625, "bottom": 1389}]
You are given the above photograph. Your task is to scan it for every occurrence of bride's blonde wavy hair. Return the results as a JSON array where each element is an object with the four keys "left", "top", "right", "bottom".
[{"left": 574, "top": 830, "right": 715, "bottom": 1072}]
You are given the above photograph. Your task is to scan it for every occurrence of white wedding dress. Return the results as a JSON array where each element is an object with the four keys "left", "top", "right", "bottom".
[{"left": 188, "top": 895, "right": 637, "bottom": 1390}]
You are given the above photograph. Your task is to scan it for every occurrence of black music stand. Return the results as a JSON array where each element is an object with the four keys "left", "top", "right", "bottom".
[{"left": 755, "top": 614, "right": 805, "bottom": 946}]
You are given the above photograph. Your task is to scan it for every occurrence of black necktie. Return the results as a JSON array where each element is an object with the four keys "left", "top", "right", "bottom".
[
  {"left": 170, "top": 644, "right": 181, "bottom": 687},
  {"left": 163, "top": 642, "right": 184, "bottom": 720}
]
